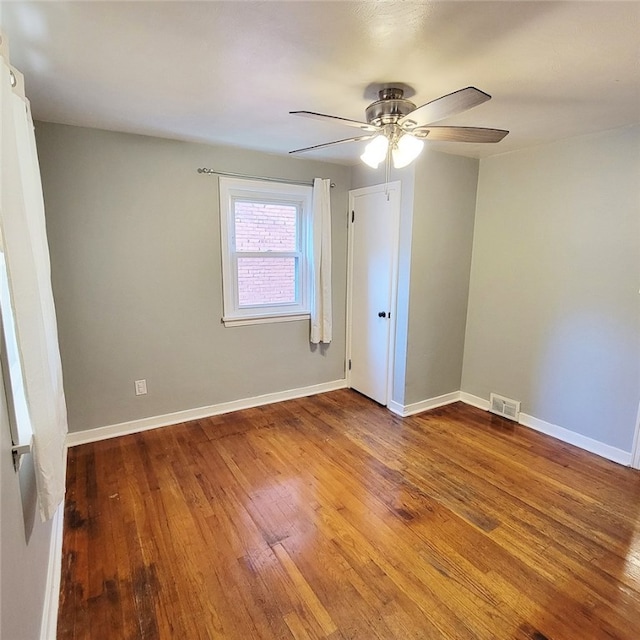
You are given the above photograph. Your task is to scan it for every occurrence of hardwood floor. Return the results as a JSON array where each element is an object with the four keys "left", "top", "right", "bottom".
[{"left": 58, "top": 390, "right": 640, "bottom": 639}]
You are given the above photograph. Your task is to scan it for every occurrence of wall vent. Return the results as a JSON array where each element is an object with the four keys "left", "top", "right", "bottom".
[{"left": 489, "top": 393, "right": 521, "bottom": 422}]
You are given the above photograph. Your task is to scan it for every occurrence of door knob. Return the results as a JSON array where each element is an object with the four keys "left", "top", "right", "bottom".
[{"left": 378, "top": 311, "right": 387, "bottom": 318}]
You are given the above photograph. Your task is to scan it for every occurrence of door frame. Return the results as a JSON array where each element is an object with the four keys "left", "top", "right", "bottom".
[{"left": 346, "top": 182, "right": 401, "bottom": 406}]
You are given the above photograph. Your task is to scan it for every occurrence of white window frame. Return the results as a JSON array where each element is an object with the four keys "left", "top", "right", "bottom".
[
  {"left": 218, "top": 177, "right": 312, "bottom": 327},
  {"left": 0, "top": 249, "right": 33, "bottom": 462}
]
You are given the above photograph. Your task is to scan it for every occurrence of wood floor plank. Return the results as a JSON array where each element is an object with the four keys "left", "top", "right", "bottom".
[
  {"left": 59, "top": 391, "right": 640, "bottom": 639},
  {"left": 271, "top": 543, "right": 337, "bottom": 636}
]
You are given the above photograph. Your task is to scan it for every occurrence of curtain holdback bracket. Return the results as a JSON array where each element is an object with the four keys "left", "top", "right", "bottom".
[{"left": 11, "top": 436, "right": 32, "bottom": 471}]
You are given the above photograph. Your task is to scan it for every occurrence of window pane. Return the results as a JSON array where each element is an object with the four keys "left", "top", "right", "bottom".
[
  {"left": 237, "top": 257, "right": 297, "bottom": 306},
  {"left": 234, "top": 201, "right": 297, "bottom": 252}
]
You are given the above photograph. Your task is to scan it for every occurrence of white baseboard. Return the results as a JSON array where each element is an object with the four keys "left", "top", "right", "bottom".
[
  {"left": 40, "top": 500, "right": 65, "bottom": 640},
  {"left": 388, "top": 391, "right": 461, "bottom": 417},
  {"left": 631, "top": 402, "right": 640, "bottom": 470},
  {"left": 386, "top": 400, "right": 405, "bottom": 416},
  {"left": 66, "top": 380, "right": 634, "bottom": 467},
  {"left": 459, "top": 392, "right": 490, "bottom": 411},
  {"left": 519, "top": 412, "right": 632, "bottom": 466},
  {"left": 67, "top": 379, "right": 348, "bottom": 447},
  {"left": 458, "top": 392, "right": 632, "bottom": 466}
]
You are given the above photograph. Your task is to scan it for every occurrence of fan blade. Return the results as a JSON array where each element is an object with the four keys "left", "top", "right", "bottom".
[
  {"left": 290, "top": 110, "right": 379, "bottom": 132},
  {"left": 399, "top": 87, "right": 491, "bottom": 128},
  {"left": 289, "top": 134, "right": 376, "bottom": 154},
  {"left": 411, "top": 126, "right": 509, "bottom": 143}
]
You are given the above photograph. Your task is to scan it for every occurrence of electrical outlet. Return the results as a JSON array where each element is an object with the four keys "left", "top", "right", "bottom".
[{"left": 135, "top": 379, "right": 147, "bottom": 396}]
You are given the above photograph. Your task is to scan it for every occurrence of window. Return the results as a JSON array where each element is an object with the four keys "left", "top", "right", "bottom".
[
  {"left": 219, "top": 177, "right": 312, "bottom": 326},
  {"left": 0, "top": 250, "right": 32, "bottom": 457}
]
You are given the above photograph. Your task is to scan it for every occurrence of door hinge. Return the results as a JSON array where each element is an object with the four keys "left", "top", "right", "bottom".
[
  {"left": 351, "top": 210, "right": 355, "bottom": 223},
  {"left": 348, "top": 359, "right": 352, "bottom": 371}
]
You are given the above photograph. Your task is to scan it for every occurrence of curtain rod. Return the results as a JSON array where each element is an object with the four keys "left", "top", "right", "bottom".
[{"left": 197, "top": 168, "right": 335, "bottom": 188}]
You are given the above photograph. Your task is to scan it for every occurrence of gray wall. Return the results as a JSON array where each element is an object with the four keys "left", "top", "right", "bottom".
[
  {"left": 1, "top": 363, "right": 53, "bottom": 639},
  {"left": 404, "top": 150, "right": 478, "bottom": 405},
  {"left": 36, "top": 122, "right": 351, "bottom": 433},
  {"left": 462, "top": 126, "right": 640, "bottom": 451}
]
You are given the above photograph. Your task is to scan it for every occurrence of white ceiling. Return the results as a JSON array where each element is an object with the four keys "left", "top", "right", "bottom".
[{"left": 1, "top": 1, "right": 639, "bottom": 164}]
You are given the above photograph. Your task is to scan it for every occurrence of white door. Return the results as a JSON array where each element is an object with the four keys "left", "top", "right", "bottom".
[{"left": 347, "top": 182, "right": 400, "bottom": 405}]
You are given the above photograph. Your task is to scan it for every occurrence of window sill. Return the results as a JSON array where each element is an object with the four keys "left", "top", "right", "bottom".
[{"left": 222, "top": 313, "right": 310, "bottom": 328}]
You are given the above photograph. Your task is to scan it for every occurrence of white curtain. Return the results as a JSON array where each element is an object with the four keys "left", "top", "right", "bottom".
[
  {"left": 310, "top": 178, "right": 332, "bottom": 344},
  {"left": 1, "top": 39, "right": 68, "bottom": 521}
]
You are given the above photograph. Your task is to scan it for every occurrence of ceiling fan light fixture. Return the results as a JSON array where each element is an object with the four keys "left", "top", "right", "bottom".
[
  {"left": 392, "top": 133, "right": 424, "bottom": 169},
  {"left": 360, "top": 134, "right": 389, "bottom": 168},
  {"left": 290, "top": 85, "right": 508, "bottom": 160}
]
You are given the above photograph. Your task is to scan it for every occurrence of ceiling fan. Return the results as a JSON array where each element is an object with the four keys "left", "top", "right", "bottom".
[{"left": 289, "top": 85, "right": 508, "bottom": 168}]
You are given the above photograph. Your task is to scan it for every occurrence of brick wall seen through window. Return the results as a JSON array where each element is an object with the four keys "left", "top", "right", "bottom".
[{"left": 234, "top": 201, "right": 298, "bottom": 306}]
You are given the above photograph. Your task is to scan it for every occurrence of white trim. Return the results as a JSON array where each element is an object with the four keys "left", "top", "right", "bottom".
[
  {"left": 40, "top": 499, "right": 65, "bottom": 640},
  {"left": 631, "top": 401, "right": 640, "bottom": 470},
  {"left": 384, "top": 185, "right": 401, "bottom": 409},
  {"left": 67, "top": 379, "right": 347, "bottom": 447},
  {"left": 222, "top": 312, "right": 309, "bottom": 327},
  {"left": 388, "top": 391, "right": 461, "bottom": 417},
  {"left": 459, "top": 392, "right": 490, "bottom": 411},
  {"left": 459, "top": 392, "right": 632, "bottom": 466},
  {"left": 519, "top": 412, "right": 631, "bottom": 466},
  {"left": 387, "top": 399, "right": 405, "bottom": 416}
]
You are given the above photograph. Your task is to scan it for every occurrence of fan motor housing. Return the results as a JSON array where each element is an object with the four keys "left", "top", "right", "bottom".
[{"left": 365, "top": 88, "right": 416, "bottom": 127}]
